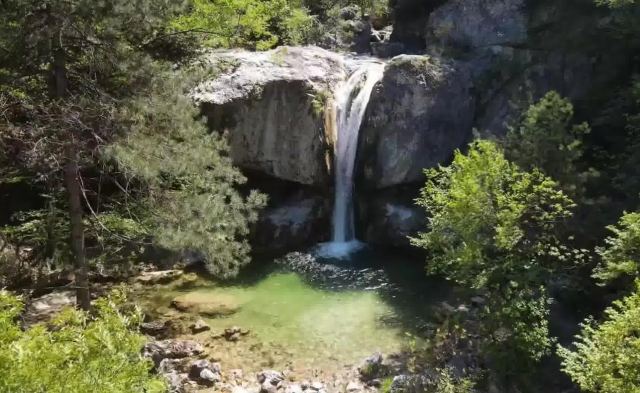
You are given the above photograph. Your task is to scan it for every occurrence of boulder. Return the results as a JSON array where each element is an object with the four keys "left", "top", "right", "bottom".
[
  {"left": 195, "top": 47, "right": 346, "bottom": 187},
  {"left": 171, "top": 292, "right": 241, "bottom": 317},
  {"left": 358, "top": 55, "right": 474, "bottom": 189},
  {"left": 189, "top": 319, "right": 211, "bottom": 334},
  {"left": 189, "top": 359, "right": 221, "bottom": 386},
  {"left": 141, "top": 320, "right": 170, "bottom": 338},
  {"left": 143, "top": 339, "right": 204, "bottom": 366},
  {"left": 257, "top": 370, "right": 285, "bottom": 393},
  {"left": 389, "top": 374, "right": 438, "bottom": 393},
  {"left": 23, "top": 290, "right": 75, "bottom": 325},
  {"left": 359, "top": 353, "right": 386, "bottom": 381}
]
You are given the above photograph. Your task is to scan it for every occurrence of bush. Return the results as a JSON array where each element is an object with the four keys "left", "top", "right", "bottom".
[
  {"left": 559, "top": 281, "right": 640, "bottom": 393},
  {"left": 0, "top": 289, "right": 165, "bottom": 393}
]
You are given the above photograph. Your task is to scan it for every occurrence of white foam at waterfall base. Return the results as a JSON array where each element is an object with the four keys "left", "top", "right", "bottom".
[{"left": 314, "top": 59, "right": 385, "bottom": 260}]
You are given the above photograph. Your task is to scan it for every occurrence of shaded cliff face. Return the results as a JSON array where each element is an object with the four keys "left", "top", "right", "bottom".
[{"left": 357, "top": 55, "right": 474, "bottom": 190}]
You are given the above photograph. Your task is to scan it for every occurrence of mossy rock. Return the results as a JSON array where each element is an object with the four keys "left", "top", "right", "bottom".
[{"left": 171, "top": 292, "right": 241, "bottom": 317}]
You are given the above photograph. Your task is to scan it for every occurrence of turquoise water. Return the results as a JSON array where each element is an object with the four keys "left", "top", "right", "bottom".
[{"left": 141, "top": 254, "right": 451, "bottom": 377}]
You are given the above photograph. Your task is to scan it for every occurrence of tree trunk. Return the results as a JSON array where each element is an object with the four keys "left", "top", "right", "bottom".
[{"left": 64, "top": 146, "right": 91, "bottom": 311}]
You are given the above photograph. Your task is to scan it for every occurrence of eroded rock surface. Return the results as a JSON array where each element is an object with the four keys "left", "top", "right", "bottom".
[
  {"left": 196, "top": 47, "right": 346, "bottom": 187},
  {"left": 359, "top": 55, "right": 474, "bottom": 189}
]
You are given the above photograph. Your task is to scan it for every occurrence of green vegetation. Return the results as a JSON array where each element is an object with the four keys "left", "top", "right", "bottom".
[
  {"left": 0, "top": 289, "right": 164, "bottom": 393},
  {"left": 593, "top": 212, "right": 640, "bottom": 284},
  {"left": 505, "top": 91, "right": 591, "bottom": 198},
  {"left": 412, "top": 140, "right": 575, "bottom": 372},
  {"left": 171, "top": 0, "right": 314, "bottom": 50},
  {"left": 559, "top": 282, "right": 640, "bottom": 393}
]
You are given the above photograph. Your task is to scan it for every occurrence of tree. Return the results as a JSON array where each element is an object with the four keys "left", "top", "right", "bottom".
[
  {"left": 0, "top": 288, "right": 165, "bottom": 393},
  {"left": 505, "top": 91, "right": 591, "bottom": 198},
  {"left": 0, "top": 0, "right": 265, "bottom": 305},
  {"left": 593, "top": 212, "right": 640, "bottom": 284},
  {"left": 109, "top": 71, "right": 267, "bottom": 278},
  {"left": 171, "top": 0, "right": 314, "bottom": 50},
  {"left": 411, "top": 140, "right": 576, "bottom": 370},
  {"left": 558, "top": 281, "right": 640, "bottom": 393}
]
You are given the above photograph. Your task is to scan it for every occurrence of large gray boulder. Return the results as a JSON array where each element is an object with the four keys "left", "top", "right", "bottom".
[
  {"left": 195, "top": 47, "right": 346, "bottom": 187},
  {"left": 358, "top": 55, "right": 474, "bottom": 189}
]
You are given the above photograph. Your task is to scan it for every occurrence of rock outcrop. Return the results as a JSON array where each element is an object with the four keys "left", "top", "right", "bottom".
[
  {"left": 358, "top": 55, "right": 474, "bottom": 189},
  {"left": 195, "top": 46, "right": 347, "bottom": 187},
  {"left": 425, "top": 0, "right": 527, "bottom": 53}
]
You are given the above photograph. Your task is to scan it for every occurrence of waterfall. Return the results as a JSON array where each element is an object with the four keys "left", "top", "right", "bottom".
[{"left": 316, "top": 59, "right": 385, "bottom": 259}]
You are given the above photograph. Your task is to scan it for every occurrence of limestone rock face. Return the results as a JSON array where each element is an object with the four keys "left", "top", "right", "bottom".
[
  {"left": 252, "top": 195, "right": 330, "bottom": 253},
  {"left": 195, "top": 47, "right": 347, "bottom": 187},
  {"left": 358, "top": 55, "right": 474, "bottom": 189},
  {"left": 358, "top": 189, "right": 426, "bottom": 248},
  {"left": 425, "top": 0, "right": 527, "bottom": 52}
]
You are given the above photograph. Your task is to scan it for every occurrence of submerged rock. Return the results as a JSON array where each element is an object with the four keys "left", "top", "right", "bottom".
[
  {"left": 171, "top": 292, "right": 241, "bottom": 317},
  {"left": 275, "top": 252, "right": 390, "bottom": 291},
  {"left": 189, "top": 319, "right": 211, "bottom": 334}
]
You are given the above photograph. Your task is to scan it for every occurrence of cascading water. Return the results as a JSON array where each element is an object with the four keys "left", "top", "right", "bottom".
[{"left": 316, "top": 59, "right": 385, "bottom": 259}]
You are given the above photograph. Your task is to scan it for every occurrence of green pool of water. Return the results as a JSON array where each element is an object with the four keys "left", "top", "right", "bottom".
[{"left": 140, "top": 259, "right": 450, "bottom": 378}]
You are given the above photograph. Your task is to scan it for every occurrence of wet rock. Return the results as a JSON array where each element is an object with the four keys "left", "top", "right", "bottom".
[
  {"left": 190, "top": 319, "right": 211, "bottom": 334},
  {"left": 136, "top": 270, "right": 183, "bottom": 285},
  {"left": 143, "top": 340, "right": 204, "bottom": 366},
  {"left": 223, "top": 326, "right": 250, "bottom": 342},
  {"left": 359, "top": 353, "right": 386, "bottom": 381},
  {"left": 171, "top": 292, "right": 241, "bottom": 317},
  {"left": 257, "top": 370, "right": 285, "bottom": 393},
  {"left": 275, "top": 252, "right": 391, "bottom": 291},
  {"left": 359, "top": 55, "right": 474, "bottom": 189},
  {"left": 141, "top": 320, "right": 169, "bottom": 338}
]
